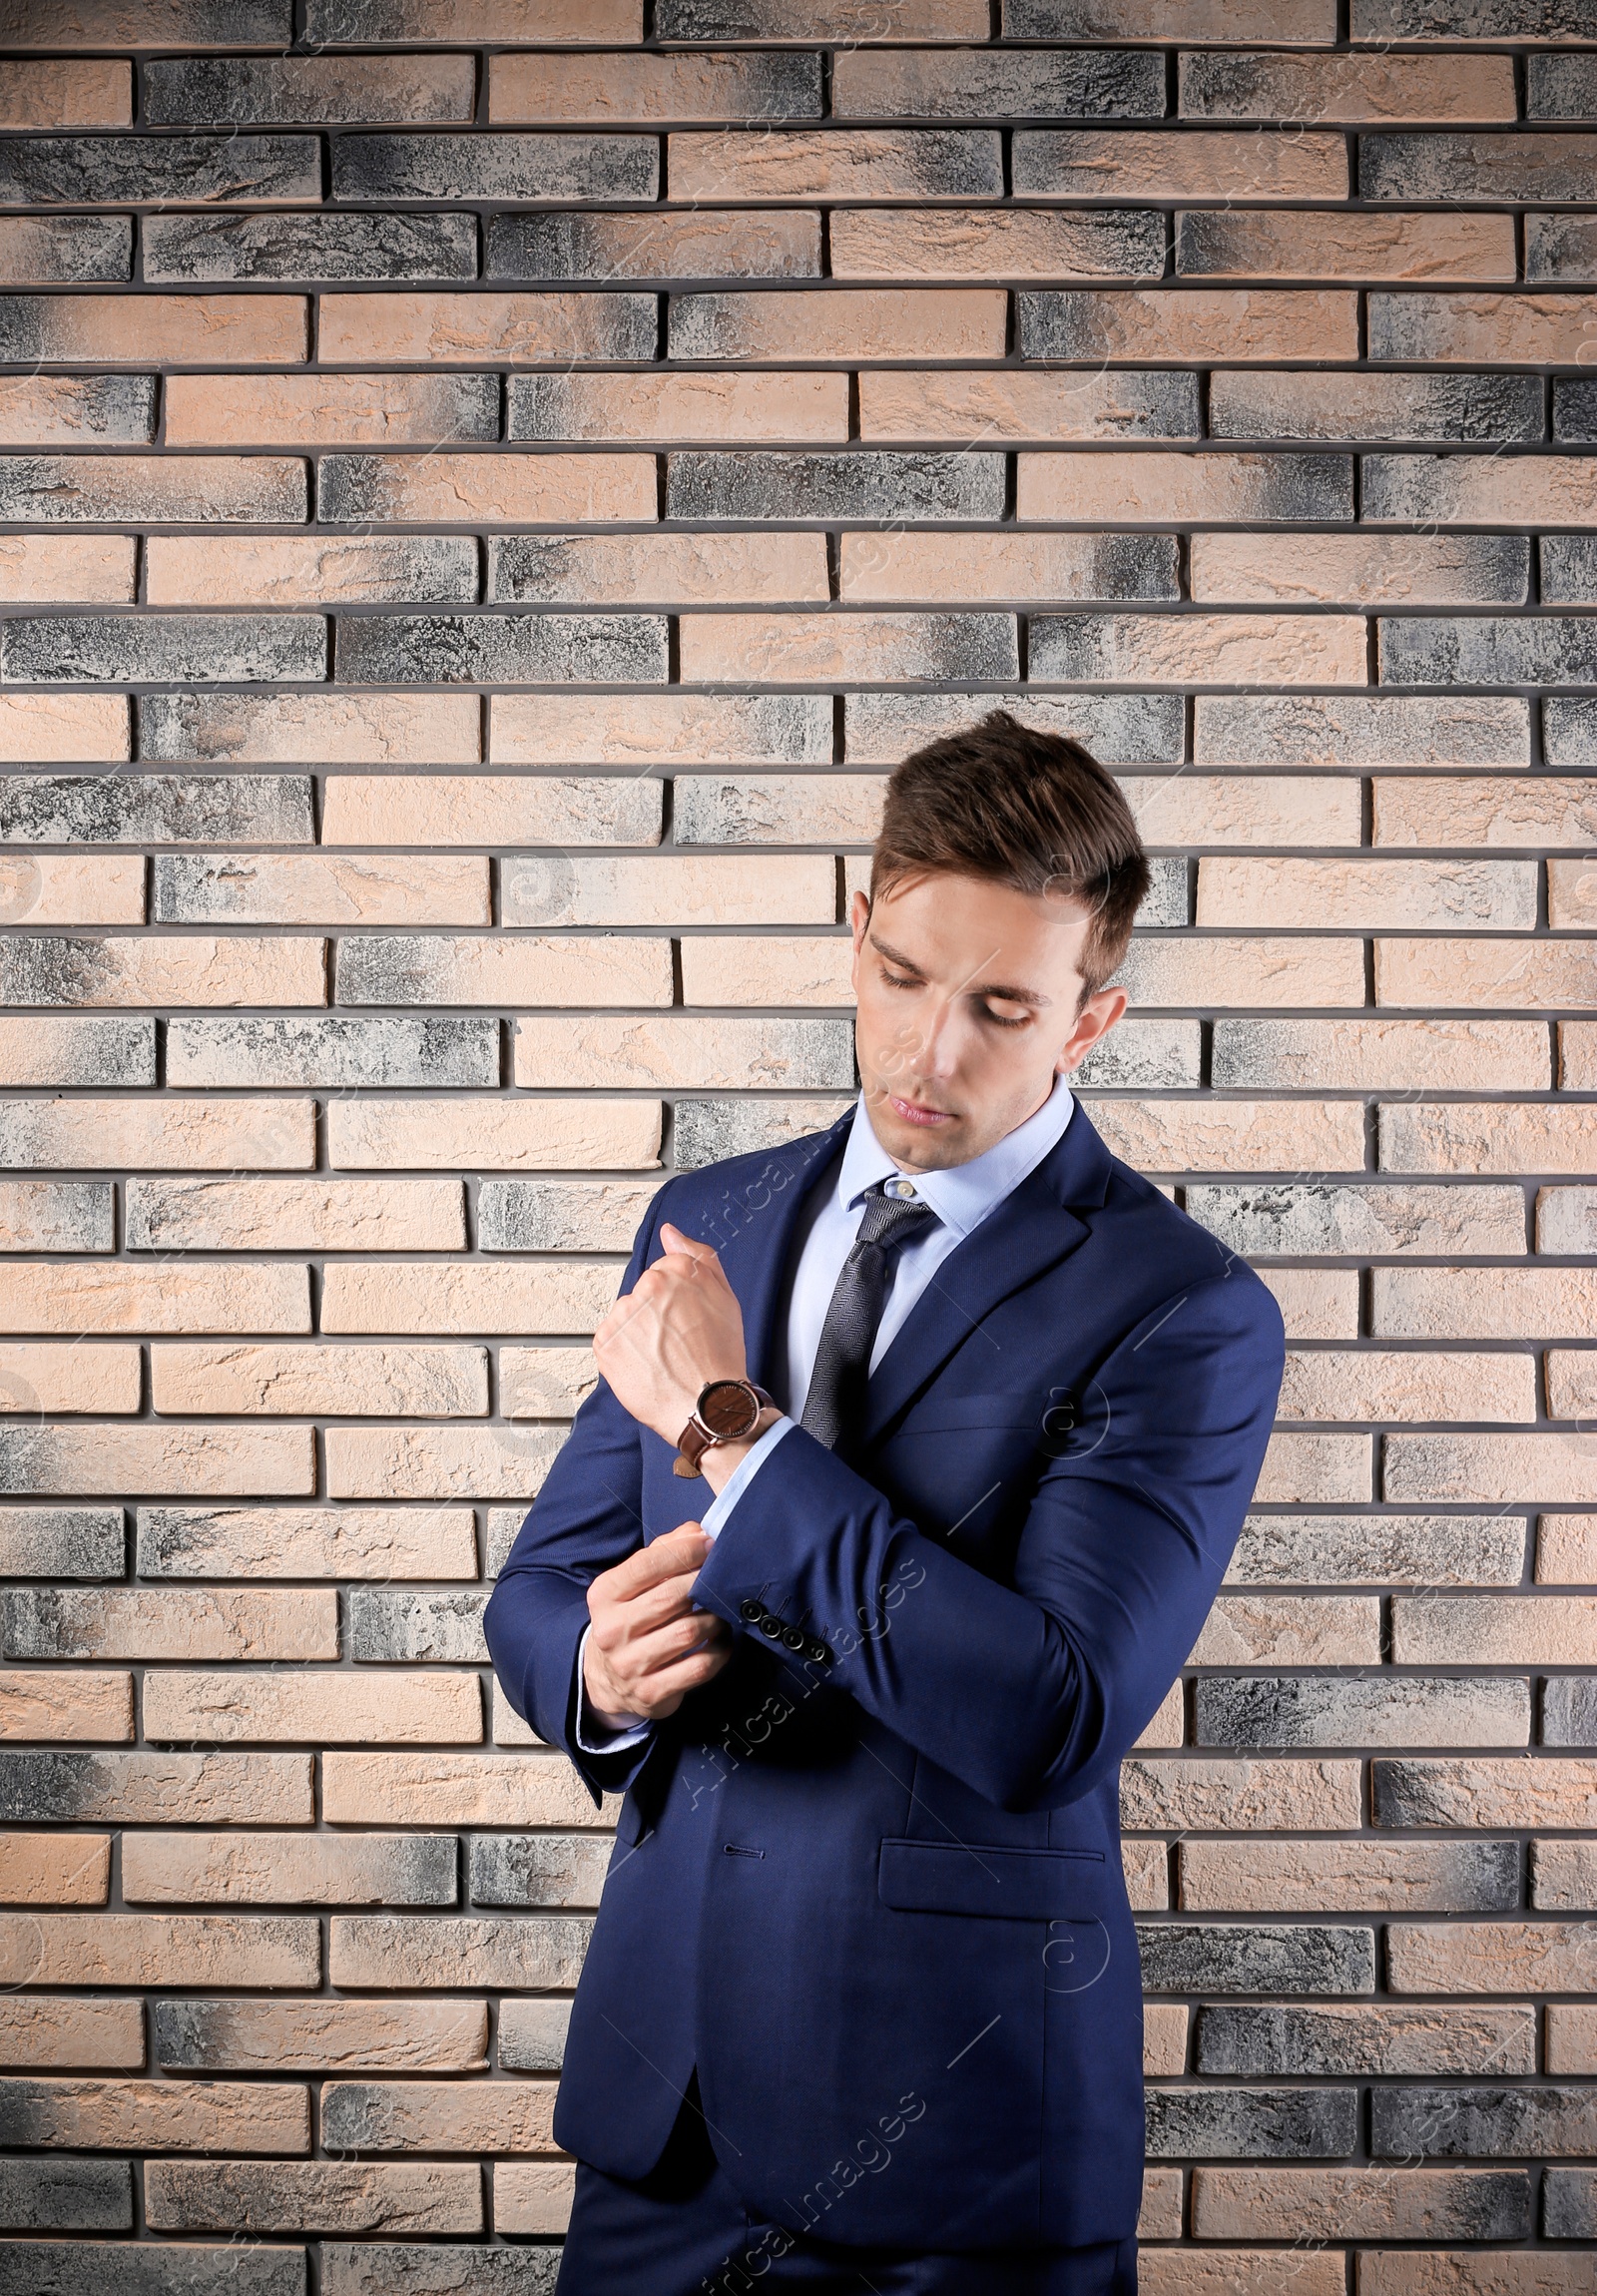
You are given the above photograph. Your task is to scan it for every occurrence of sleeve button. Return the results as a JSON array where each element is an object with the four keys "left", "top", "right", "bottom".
[{"left": 738, "top": 1598, "right": 764, "bottom": 1623}]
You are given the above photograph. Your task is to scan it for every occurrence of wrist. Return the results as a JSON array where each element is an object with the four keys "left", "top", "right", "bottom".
[{"left": 697, "top": 1406, "right": 783, "bottom": 1495}]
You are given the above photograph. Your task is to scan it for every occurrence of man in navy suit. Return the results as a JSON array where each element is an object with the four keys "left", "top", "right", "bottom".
[{"left": 485, "top": 712, "right": 1286, "bottom": 2294}]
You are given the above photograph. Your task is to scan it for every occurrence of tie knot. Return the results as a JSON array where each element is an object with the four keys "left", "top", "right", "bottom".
[{"left": 854, "top": 1180, "right": 938, "bottom": 1251}]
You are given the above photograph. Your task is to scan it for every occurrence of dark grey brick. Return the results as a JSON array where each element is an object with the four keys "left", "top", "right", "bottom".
[
  {"left": 1530, "top": 56, "right": 1597, "bottom": 121},
  {"left": 2, "top": 617, "right": 326, "bottom": 687},
  {"left": 334, "top": 613, "right": 666, "bottom": 687},
  {"left": 1545, "top": 2166, "right": 1597, "bottom": 2238},
  {"left": 348, "top": 1588, "right": 488, "bottom": 1663},
  {"left": 665, "top": 449, "right": 1006, "bottom": 523},
  {"left": 0, "top": 1505, "right": 124, "bottom": 1579},
  {"left": 1137, "top": 1922, "right": 1374, "bottom": 1996},
  {"left": 1527, "top": 213, "right": 1597, "bottom": 284},
  {"left": 321, "top": 2247, "right": 559, "bottom": 2296},
  {"left": 5, "top": 0, "right": 291, "bottom": 32},
  {"left": 1361, "top": 132, "right": 1597, "bottom": 205},
  {"left": 0, "top": 373, "right": 155, "bottom": 445},
  {"left": 1145, "top": 2083, "right": 1358, "bottom": 2160},
  {"left": 1195, "top": 1675, "right": 1529, "bottom": 1759},
  {"left": 0, "top": 1175, "right": 118, "bottom": 1238},
  {"left": 331, "top": 134, "right": 659, "bottom": 205},
  {"left": 1350, "top": 0, "right": 1594, "bottom": 35},
  {"left": 0, "top": 454, "right": 304, "bottom": 523},
  {"left": 488, "top": 209, "right": 819, "bottom": 284},
  {"left": 1073, "top": 1017, "right": 1198, "bottom": 1089},
  {"left": 845, "top": 689, "right": 1185, "bottom": 765},
  {"left": 335, "top": 934, "right": 481, "bottom": 1006},
  {"left": 1138, "top": 854, "right": 1191, "bottom": 924},
  {"left": 0, "top": 2242, "right": 304, "bottom": 2296},
  {"left": 144, "top": 211, "right": 476, "bottom": 285},
  {"left": 143, "top": 54, "right": 475, "bottom": 126},
  {"left": 0, "top": 137, "right": 317, "bottom": 206},
  {"left": 1211, "top": 370, "right": 1541, "bottom": 444},
  {"left": 671, "top": 1097, "right": 851, "bottom": 1171},
  {"left": 477, "top": 1180, "right": 657, "bottom": 1253},
  {"left": 1379, "top": 616, "right": 1597, "bottom": 688},
  {"left": 0, "top": 217, "right": 129, "bottom": 284},
  {"left": 835, "top": 49, "right": 1162, "bottom": 121},
  {"left": 1558, "top": 376, "right": 1597, "bottom": 440},
  {"left": 1374, "top": 2086, "right": 1597, "bottom": 2159},
  {"left": 495, "top": 2002, "right": 571, "bottom": 2076},
  {"left": 319, "top": 459, "right": 514, "bottom": 527},
  {"left": 1373, "top": 1759, "right": 1481, "bottom": 1828},
  {"left": 1542, "top": 536, "right": 1597, "bottom": 605},
  {"left": 1197, "top": 2007, "right": 1533, "bottom": 2097},
  {"left": 1546, "top": 696, "right": 1597, "bottom": 764},
  {"left": 469, "top": 1833, "right": 614, "bottom": 1909},
  {"left": 2, "top": 938, "right": 195, "bottom": 1008},
  {"left": 653, "top": 0, "right": 814, "bottom": 24},
  {"left": 1004, "top": 291, "right": 1117, "bottom": 361},
  {"left": 1228, "top": 1511, "right": 1525, "bottom": 1589},
  {"left": 0, "top": 773, "right": 312, "bottom": 846},
  {"left": 166, "top": 1016, "right": 497, "bottom": 1090},
  {"left": 1543, "top": 1675, "right": 1597, "bottom": 1745},
  {"left": 0, "top": 2157, "right": 131, "bottom": 2232}
]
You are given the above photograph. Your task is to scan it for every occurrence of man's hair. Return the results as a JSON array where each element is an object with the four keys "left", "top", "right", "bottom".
[{"left": 868, "top": 710, "right": 1151, "bottom": 996}]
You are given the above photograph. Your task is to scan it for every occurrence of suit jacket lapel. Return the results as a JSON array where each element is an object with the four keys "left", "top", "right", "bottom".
[{"left": 855, "top": 1101, "right": 1115, "bottom": 1446}]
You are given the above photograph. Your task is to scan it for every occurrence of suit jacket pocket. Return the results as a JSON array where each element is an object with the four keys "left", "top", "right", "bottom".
[
  {"left": 890, "top": 1392, "right": 1050, "bottom": 1436},
  {"left": 878, "top": 1838, "right": 1111, "bottom": 1923}
]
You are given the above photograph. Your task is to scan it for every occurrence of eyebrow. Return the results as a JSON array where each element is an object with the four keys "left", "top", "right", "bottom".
[{"left": 866, "top": 929, "right": 1050, "bottom": 1010}]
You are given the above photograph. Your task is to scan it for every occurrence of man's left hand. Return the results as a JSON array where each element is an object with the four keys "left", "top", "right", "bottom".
[{"left": 593, "top": 1222, "right": 748, "bottom": 1451}]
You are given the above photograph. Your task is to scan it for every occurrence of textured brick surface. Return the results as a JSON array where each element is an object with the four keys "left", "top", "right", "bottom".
[{"left": 0, "top": 4, "right": 1583, "bottom": 2278}]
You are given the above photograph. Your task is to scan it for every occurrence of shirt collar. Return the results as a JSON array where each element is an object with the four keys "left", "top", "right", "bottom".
[{"left": 835, "top": 1073, "right": 1076, "bottom": 1243}]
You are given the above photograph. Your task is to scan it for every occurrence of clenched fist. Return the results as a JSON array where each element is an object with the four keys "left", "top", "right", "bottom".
[{"left": 583, "top": 1524, "right": 732, "bottom": 1727}]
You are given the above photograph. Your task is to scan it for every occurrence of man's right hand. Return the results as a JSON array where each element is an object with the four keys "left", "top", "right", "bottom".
[{"left": 582, "top": 1524, "right": 733, "bottom": 1727}]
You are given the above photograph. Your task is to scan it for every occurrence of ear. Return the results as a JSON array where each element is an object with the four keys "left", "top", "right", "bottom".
[
  {"left": 1056, "top": 985, "right": 1127, "bottom": 1075},
  {"left": 848, "top": 887, "right": 871, "bottom": 995}
]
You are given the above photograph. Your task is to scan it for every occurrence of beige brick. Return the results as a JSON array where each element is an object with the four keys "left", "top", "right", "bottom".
[
  {"left": 295, "top": 0, "right": 637, "bottom": 34},
  {"left": 1021, "top": 132, "right": 1345, "bottom": 201},
  {"left": 1377, "top": 939, "right": 1597, "bottom": 1011},
  {"left": 1256, "top": 1434, "right": 1373, "bottom": 1504},
  {"left": 1118, "top": 937, "right": 1365, "bottom": 1008},
  {"left": 0, "top": 534, "right": 135, "bottom": 604},
  {"left": 324, "top": 451, "right": 657, "bottom": 524},
  {"left": 0, "top": 295, "right": 305, "bottom": 365},
  {"left": 324, "top": 1425, "right": 563, "bottom": 1501},
  {"left": 1180, "top": 210, "right": 1513, "bottom": 283},
  {"left": 1567, "top": 1026, "right": 1597, "bottom": 1091},
  {"left": 513, "top": 371, "right": 843, "bottom": 443},
  {"left": 1182, "top": 1841, "right": 1530, "bottom": 1914},
  {"left": 831, "top": 207, "right": 1163, "bottom": 281},
  {"left": 1375, "top": 291, "right": 1597, "bottom": 367},
  {"left": 336, "top": 933, "right": 671, "bottom": 1008},
  {"left": 0, "top": 1670, "right": 131, "bottom": 1743},
  {"left": 514, "top": 1013, "right": 852, "bottom": 1092},
  {"left": 323, "top": 1753, "right": 616, "bottom": 1829},
  {"left": 681, "top": 935, "right": 852, "bottom": 1008},
  {"left": 1135, "top": 2172, "right": 1185, "bottom": 2247},
  {"left": 1375, "top": 1267, "right": 1596, "bottom": 1342},
  {"left": 500, "top": 1346, "right": 597, "bottom": 1421},
  {"left": 1386, "top": 1435, "right": 1597, "bottom": 1508},
  {"left": 1121, "top": 775, "right": 1360, "bottom": 850},
  {"left": 136, "top": 1506, "right": 477, "bottom": 1583},
  {"left": 145, "top": 1670, "right": 481, "bottom": 1748},
  {"left": 1, "top": 932, "right": 324, "bottom": 1010},
  {"left": 0, "top": 1912, "right": 318, "bottom": 1990},
  {"left": 1549, "top": 1354, "right": 1597, "bottom": 1423},
  {"left": 0, "top": 2074, "right": 306, "bottom": 2153},
  {"left": 0, "top": 59, "right": 131, "bottom": 127},
  {"left": 1180, "top": 53, "right": 1514, "bottom": 123},
  {"left": 0, "top": 1995, "right": 142, "bottom": 2068},
  {"left": 1040, "top": 613, "right": 1366, "bottom": 686},
  {"left": 0, "top": 1097, "right": 313, "bottom": 1172},
  {"left": 167, "top": 855, "right": 488, "bottom": 928},
  {"left": 0, "top": 1343, "right": 140, "bottom": 1415},
  {"left": 1368, "top": 454, "right": 1597, "bottom": 526},
  {"left": 1389, "top": 1922, "right": 1597, "bottom": 1997},
  {"left": 839, "top": 531, "right": 1173, "bottom": 604},
  {"left": 672, "top": 287, "right": 1006, "bottom": 361},
  {"left": 320, "top": 774, "right": 661, "bottom": 849},
  {"left": 320, "top": 1261, "right": 614, "bottom": 1337},
  {"left": 1548, "top": 2004, "right": 1597, "bottom": 2070},
  {"left": 1380, "top": 1100, "right": 1595, "bottom": 1177},
  {"left": 679, "top": 611, "right": 1016, "bottom": 685},
  {"left": 1258, "top": 1269, "right": 1361, "bottom": 1342},
  {"left": 322, "top": 2077, "right": 558, "bottom": 2154},
  {"left": 672, "top": 128, "right": 997, "bottom": 203},
  {"left": 1281, "top": 1350, "right": 1534, "bottom": 1424},
  {"left": 151, "top": 693, "right": 480, "bottom": 766},
  {"left": 1550, "top": 861, "right": 1597, "bottom": 930},
  {"left": 1018, "top": 453, "right": 1349, "bottom": 525},
  {"left": 1378, "top": 1761, "right": 1597, "bottom": 1833},
  {"left": 1193, "top": 2159, "right": 1539, "bottom": 2238},
  {"left": 1189, "top": 1594, "right": 1380, "bottom": 1664},
  {"left": 488, "top": 49, "right": 798, "bottom": 121},
  {"left": 494, "top": 2161, "right": 576, "bottom": 2235},
  {"left": 0, "top": 694, "right": 128, "bottom": 762},
  {"left": 1134, "top": 1686, "right": 1185, "bottom": 1755},
  {"left": 1142, "top": 2000, "right": 1185, "bottom": 2066},
  {"left": 490, "top": 531, "right": 828, "bottom": 605},
  {"left": 0, "top": 1261, "right": 308, "bottom": 1336},
  {"left": 1377, "top": 777, "right": 1597, "bottom": 852},
  {"left": 1215, "top": 1018, "right": 1548, "bottom": 1092},
  {"left": 1191, "top": 532, "right": 1527, "bottom": 607},
  {"left": 0, "top": 853, "right": 143, "bottom": 924},
  {"left": 858, "top": 369, "right": 1203, "bottom": 443},
  {"left": 144, "top": 537, "right": 475, "bottom": 609},
  {"left": 504, "top": 853, "right": 832, "bottom": 928},
  {"left": 0, "top": 1832, "right": 109, "bottom": 1906},
  {"left": 326, "top": 1096, "right": 662, "bottom": 1173},
  {"left": 1084, "top": 1099, "right": 1367, "bottom": 1174},
  {"left": 149, "top": 1999, "right": 486, "bottom": 2071},
  {"left": 0, "top": 1425, "right": 315, "bottom": 1500},
  {"left": 151, "top": 1344, "right": 487, "bottom": 1419},
  {"left": 164, "top": 372, "right": 501, "bottom": 448},
  {"left": 1396, "top": 1593, "right": 1597, "bottom": 1667},
  {"left": 1536, "top": 1516, "right": 1597, "bottom": 1586},
  {"left": 123, "top": 1832, "right": 457, "bottom": 1910},
  {"left": 319, "top": 291, "right": 647, "bottom": 365},
  {"left": 492, "top": 691, "right": 828, "bottom": 767},
  {"left": 145, "top": 2158, "right": 482, "bottom": 2236},
  {"left": 1121, "top": 1757, "right": 1361, "bottom": 1833},
  {"left": 7, "top": 1589, "right": 335, "bottom": 1662},
  {"left": 1199, "top": 859, "right": 1534, "bottom": 931}
]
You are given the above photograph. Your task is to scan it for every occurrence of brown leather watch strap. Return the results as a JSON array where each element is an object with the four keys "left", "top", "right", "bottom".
[{"left": 673, "top": 1381, "right": 778, "bottom": 1479}]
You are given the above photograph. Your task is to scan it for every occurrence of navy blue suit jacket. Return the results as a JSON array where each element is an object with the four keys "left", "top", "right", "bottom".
[{"left": 484, "top": 1103, "right": 1286, "bottom": 2252}]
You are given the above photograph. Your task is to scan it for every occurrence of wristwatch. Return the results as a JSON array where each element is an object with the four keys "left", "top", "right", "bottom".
[{"left": 674, "top": 1378, "right": 780, "bottom": 1479}]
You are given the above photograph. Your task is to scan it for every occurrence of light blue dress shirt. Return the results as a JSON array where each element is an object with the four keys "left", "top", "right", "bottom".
[{"left": 574, "top": 1074, "right": 1077, "bottom": 1750}]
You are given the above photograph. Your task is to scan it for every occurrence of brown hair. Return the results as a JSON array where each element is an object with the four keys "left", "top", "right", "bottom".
[{"left": 868, "top": 710, "right": 1151, "bottom": 996}]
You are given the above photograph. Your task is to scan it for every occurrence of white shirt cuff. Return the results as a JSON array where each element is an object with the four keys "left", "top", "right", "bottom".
[
  {"left": 572, "top": 1620, "right": 655, "bottom": 1754},
  {"left": 700, "top": 1414, "right": 796, "bottom": 1539}
]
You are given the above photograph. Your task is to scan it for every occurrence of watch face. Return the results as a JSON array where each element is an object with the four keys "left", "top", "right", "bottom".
[{"left": 698, "top": 1379, "right": 758, "bottom": 1437}]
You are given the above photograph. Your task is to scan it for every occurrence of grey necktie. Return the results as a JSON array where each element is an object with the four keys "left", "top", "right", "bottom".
[{"left": 799, "top": 1181, "right": 940, "bottom": 1452}]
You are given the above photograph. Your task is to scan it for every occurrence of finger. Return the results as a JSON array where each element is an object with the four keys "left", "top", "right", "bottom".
[
  {"left": 602, "top": 1567, "right": 714, "bottom": 1637},
  {"left": 658, "top": 1223, "right": 725, "bottom": 1275},
  {"left": 628, "top": 1611, "right": 733, "bottom": 1674},
  {"left": 599, "top": 1529, "right": 710, "bottom": 1597},
  {"left": 628, "top": 1644, "right": 733, "bottom": 1715}
]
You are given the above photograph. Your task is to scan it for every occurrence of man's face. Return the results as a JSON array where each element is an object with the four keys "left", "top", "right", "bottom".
[{"left": 849, "top": 870, "right": 1128, "bottom": 1172}]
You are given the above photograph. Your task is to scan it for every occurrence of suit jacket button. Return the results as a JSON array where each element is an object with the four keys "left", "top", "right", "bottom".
[
  {"left": 739, "top": 1598, "right": 764, "bottom": 1623},
  {"left": 758, "top": 1615, "right": 783, "bottom": 1638},
  {"left": 806, "top": 1639, "right": 829, "bottom": 1663},
  {"left": 780, "top": 1625, "right": 804, "bottom": 1651}
]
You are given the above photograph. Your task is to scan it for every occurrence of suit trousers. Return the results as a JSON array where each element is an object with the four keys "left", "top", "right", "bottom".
[{"left": 554, "top": 2076, "right": 1139, "bottom": 2296}]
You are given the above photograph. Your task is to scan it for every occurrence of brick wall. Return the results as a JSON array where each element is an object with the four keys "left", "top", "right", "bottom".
[{"left": 0, "top": 0, "right": 1594, "bottom": 2289}]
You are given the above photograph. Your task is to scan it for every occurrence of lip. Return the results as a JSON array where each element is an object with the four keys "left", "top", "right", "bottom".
[{"left": 888, "top": 1095, "right": 953, "bottom": 1127}]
